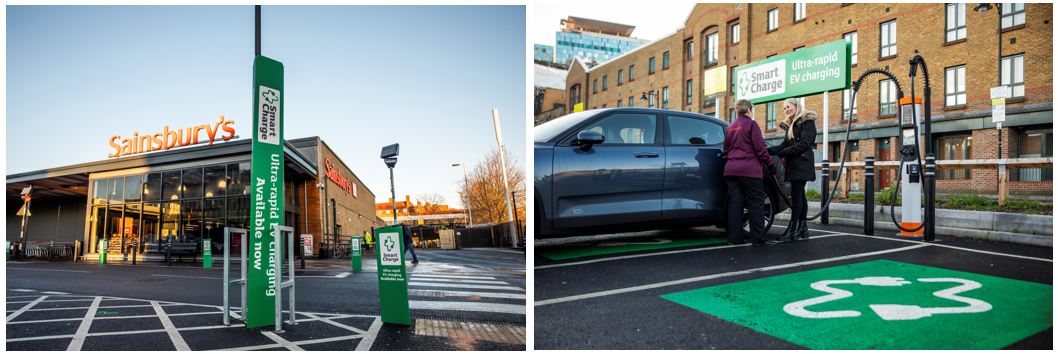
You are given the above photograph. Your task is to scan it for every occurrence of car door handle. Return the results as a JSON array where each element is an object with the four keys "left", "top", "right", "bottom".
[{"left": 634, "top": 152, "right": 659, "bottom": 158}]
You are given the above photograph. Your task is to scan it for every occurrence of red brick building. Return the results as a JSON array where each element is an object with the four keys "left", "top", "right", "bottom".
[{"left": 563, "top": 3, "right": 1052, "bottom": 194}]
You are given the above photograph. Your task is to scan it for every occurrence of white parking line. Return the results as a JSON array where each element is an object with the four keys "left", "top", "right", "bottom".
[
  {"left": 263, "top": 331, "right": 304, "bottom": 351},
  {"left": 535, "top": 234, "right": 845, "bottom": 269},
  {"left": 356, "top": 317, "right": 383, "bottom": 351},
  {"left": 410, "top": 274, "right": 497, "bottom": 280},
  {"left": 152, "top": 301, "right": 190, "bottom": 351},
  {"left": 836, "top": 232, "right": 1054, "bottom": 263},
  {"left": 7, "top": 268, "right": 90, "bottom": 273},
  {"left": 6, "top": 295, "right": 48, "bottom": 322},
  {"left": 408, "top": 289, "right": 527, "bottom": 299},
  {"left": 152, "top": 275, "right": 223, "bottom": 280},
  {"left": 67, "top": 296, "right": 102, "bottom": 351},
  {"left": 409, "top": 278, "right": 508, "bottom": 285},
  {"left": 409, "top": 300, "right": 527, "bottom": 315},
  {"left": 535, "top": 244, "right": 930, "bottom": 307},
  {"left": 407, "top": 282, "right": 523, "bottom": 291}
]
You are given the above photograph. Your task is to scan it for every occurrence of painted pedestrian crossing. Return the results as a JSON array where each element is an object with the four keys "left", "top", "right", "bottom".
[{"left": 406, "top": 273, "right": 526, "bottom": 315}]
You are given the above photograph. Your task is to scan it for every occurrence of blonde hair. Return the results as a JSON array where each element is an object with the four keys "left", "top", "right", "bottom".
[
  {"left": 783, "top": 98, "right": 804, "bottom": 139},
  {"left": 735, "top": 99, "right": 754, "bottom": 115}
]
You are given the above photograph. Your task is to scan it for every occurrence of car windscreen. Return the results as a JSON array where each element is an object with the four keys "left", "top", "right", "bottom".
[{"left": 534, "top": 110, "right": 599, "bottom": 142}]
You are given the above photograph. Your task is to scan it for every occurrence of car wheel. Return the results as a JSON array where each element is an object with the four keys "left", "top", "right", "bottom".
[{"left": 741, "top": 189, "right": 775, "bottom": 239}]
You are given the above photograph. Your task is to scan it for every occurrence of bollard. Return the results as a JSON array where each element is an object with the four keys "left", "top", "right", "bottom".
[
  {"left": 48, "top": 241, "right": 54, "bottom": 262},
  {"left": 167, "top": 238, "right": 173, "bottom": 267},
  {"left": 821, "top": 160, "right": 830, "bottom": 225},
  {"left": 924, "top": 153, "right": 936, "bottom": 242},
  {"left": 864, "top": 156, "right": 875, "bottom": 235},
  {"left": 131, "top": 242, "right": 137, "bottom": 265},
  {"left": 74, "top": 241, "right": 80, "bottom": 262}
]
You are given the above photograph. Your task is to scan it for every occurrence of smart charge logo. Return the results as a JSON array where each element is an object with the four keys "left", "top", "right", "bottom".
[{"left": 738, "top": 60, "right": 786, "bottom": 100}]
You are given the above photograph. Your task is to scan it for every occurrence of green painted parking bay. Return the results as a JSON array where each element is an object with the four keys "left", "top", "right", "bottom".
[
  {"left": 537, "top": 231, "right": 728, "bottom": 260},
  {"left": 661, "top": 259, "right": 1052, "bottom": 350}
]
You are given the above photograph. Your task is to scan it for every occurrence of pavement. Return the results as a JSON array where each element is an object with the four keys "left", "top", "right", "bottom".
[
  {"left": 534, "top": 222, "right": 1052, "bottom": 350},
  {"left": 7, "top": 248, "right": 527, "bottom": 351}
]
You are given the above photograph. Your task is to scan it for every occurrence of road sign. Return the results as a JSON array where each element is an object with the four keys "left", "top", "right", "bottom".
[
  {"left": 990, "top": 86, "right": 1008, "bottom": 99},
  {"left": 246, "top": 55, "right": 285, "bottom": 329},
  {"left": 301, "top": 234, "right": 313, "bottom": 257},
  {"left": 992, "top": 104, "right": 1006, "bottom": 123},
  {"left": 375, "top": 225, "right": 410, "bottom": 325},
  {"left": 734, "top": 39, "right": 851, "bottom": 104},
  {"left": 16, "top": 203, "right": 30, "bottom": 216},
  {"left": 661, "top": 259, "right": 1052, "bottom": 349}
]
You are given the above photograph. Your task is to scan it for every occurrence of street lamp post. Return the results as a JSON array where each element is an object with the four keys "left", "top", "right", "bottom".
[
  {"left": 639, "top": 91, "right": 658, "bottom": 108},
  {"left": 973, "top": 3, "right": 1005, "bottom": 194},
  {"left": 452, "top": 163, "right": 474, "bottom": 227},
  {"left": 381, "top": 144, "right": 400, "bottom": 226}
]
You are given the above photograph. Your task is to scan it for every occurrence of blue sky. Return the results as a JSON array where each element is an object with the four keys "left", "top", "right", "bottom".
[{"left": 7, "top": 5, "right": 527, "bottom": 208}]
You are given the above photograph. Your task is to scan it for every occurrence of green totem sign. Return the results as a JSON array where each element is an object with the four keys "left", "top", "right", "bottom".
[
  {"left": 351, "top": 237, "right": 362, "bottom": 272},
  {"left": 203, "top": 239, "right": 212, "bottom": 268},
  {"left": 734, "top": 39, "right": 852, "bottom": 104},
  {"left": 375, "top": 225, "right": 410, "bottom": 325},
  {"left": 98, "top": 239, "right": 107, "bottom": 264},
  {"left": 246, "top": 55, "right": 285, "bottom": 329}
]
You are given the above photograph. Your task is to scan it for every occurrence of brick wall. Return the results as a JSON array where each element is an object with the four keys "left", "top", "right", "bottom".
[{"left": 304, "top": 140, "right": 378, "bottom": 255}]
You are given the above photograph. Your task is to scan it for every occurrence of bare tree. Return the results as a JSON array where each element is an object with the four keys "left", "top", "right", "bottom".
[
  {"left": 455, "top": 147, "right": 526, "bottom": 226},
  {"left": 413, "top": 193, "right": 447, "bottom": 216}
]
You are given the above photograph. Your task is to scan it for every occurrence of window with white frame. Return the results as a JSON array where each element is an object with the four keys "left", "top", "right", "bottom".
[
  {"left": 766, "top": 101, "right": 777, "bottom": 130},
  {"left": 842, "top": 89, "right": 857, "bottom": 120},
  {"left": 1001, "top": 3, "right": 1025, "bottom": 29},
  {"left": 768, "top": 9, "right": 778, "bottom": 31},
  {"left": 946, "top": 3, "right": 966, "bottom": 42},
  {"left": 844, "top": 31, "right": 858, "bottom": 65},
  {"left": 705, "top": 32, "right": 719, "bottom": 66},
  {"left": 731, "top": 23, "right": 740, "bottom": 43},
  {"left": 1001, "top": 54, "right": 1025, "bottom": 99},
  {"left": 879, "top": 79, "right": 896, "bottom": 116},
  {"left": 686, "top": 79, "right": 693, "bottom": 104},
  {"left": 795, "top": 3, "right": 806, "bottom": 21},
  {"left": 663, "top": 87, "right": 669, "bottom": 109},
  {"left": 880, "top": 20, "right": 897, "bottom": 57},
  {"left": 945, "top": 65, "right": 966, "bottom": 107},
  {"left": 603, "top": 76, "right": 608, "bottom": 90}
]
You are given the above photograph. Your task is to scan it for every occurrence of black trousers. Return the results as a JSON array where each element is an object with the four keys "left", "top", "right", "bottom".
[
  {"left": 790, "top": 181, "right": 808, "bottom": 226},
  {"left": 725, "top": 176, "right": 768, "bottom": 244}
]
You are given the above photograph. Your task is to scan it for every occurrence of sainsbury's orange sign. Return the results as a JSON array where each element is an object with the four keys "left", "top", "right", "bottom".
[
  {"left": 324, "top": 158, "right": 357, "bottom": 197},
  {"left": 108, "top": 116, "right": 235, "bottom": 158}
]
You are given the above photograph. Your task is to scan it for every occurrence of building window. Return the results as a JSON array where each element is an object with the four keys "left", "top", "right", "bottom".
[
  {"left": 936, "top": 135, "right": 972, "bottom": 179},
  {"left": 946, "top": 3, "right": 966, "bottom": 42},
  {"left": 794, "top": 46, "right": 805, "bottom": 51},
  {"left": 1001, "top": 54, "right": 1025, "bottom": 99},
  {"left": 730, "top": 108, "right": 737, "bottom": 122},
  {"left": 842, "top": 89, "right": 858, "bottom": 121},
  {"left": 945, "top": 65, "right": 967, "bottom": 107},
  {"left": 844, "top": 31, "right": 858, "bottom": 65},
  {"left": 618, "top": 69, "right": 624, "bottom": 84},
  {"left": 731, "top": 23, "right": 740, "bottom": 43},
  {"left": 629, "top": 65, "right": 635, "bottom": 81},
  {"left": 795, "top": 3, "right": 806, "bottom": 21},
  {"left": 768, "top": 8, "right": 778, "bottom": 31},
  {"left": 663, "top": 52, "right": 670, "bottom": 69},
  {"left": 879, "top": 79, "right": 896, "bottom": 116},
  {"left": 880, "top": 20, "right": 897, "bottom": 57},
  {"left": 705, "top": 32, "right": 718, "bottom": 66},
  {"left": 1018, "top": 129, "right": 1052, "bottom": 181},
  {"left": 766, "top": 101, "right": 777, "bottom": 130},
  {"left": 628, "top": 97, "right": 634, "bottom": 108},
  {"left": 662, "top": 87, "right": 669, "bottom": 109},
  {"left": 617, "top": 99, "right": 622, "bottom": 108},
  {"left": 570, "top": 84, "right": 581, "bottom": 109},
  {"left": 649, "top": 91, "right": 656, "bottom": 108},
  {"left": 730, "top": 66, "right": 737, "bottom": 93},
  {"left": 602, "top": 104, "right": 607, "bottom": 108},
  {"left": 603, "top": 76, "right": 608, "bottom": 90},
  {"left": 593, "top": 79, "right": 598, "bottom": 94},
  {"left": 686, "top": 79, "right": 693, "bottom": 104},
  {"left": 1001, "top": 3, "right": 1025, "bottom": 29},
  {"left": 649, "top": 57, "right": 656, "bottom": 74},
  {"left": 686, "top": 40, "right": 693, "bottom": 60}
]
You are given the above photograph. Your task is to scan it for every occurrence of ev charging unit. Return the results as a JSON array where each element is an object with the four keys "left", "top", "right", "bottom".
[{"left": 898, "top": 97, "right": 924, "bottom": 236}]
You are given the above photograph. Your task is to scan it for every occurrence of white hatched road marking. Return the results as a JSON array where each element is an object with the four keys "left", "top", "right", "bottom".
[
  {"left": 262, "top": 331, "right": 304, "bottom": 351},
  {"left": 409, "top": 277, "right": 508, "bottom": 285},
  {"left": 7, "top": 268, "right": 90, "bottom": 273},
  {"left": 410, "top": 274, "right": 497, "bottom": 280},
  {"left": 153, "top": 274, "right": 223, "bottom": 280},
  {"left": 41, "top": 291, "right": 70, "bottom": 295},
  {"left": 407, "top": 282, "right": 523, "bottom": 291},
  {"left": 10, "top": 289, "right": 36, "bottom": 292},
  {"left": 6, "top": 295, "right": 48, "bottom": 322},
  {"left": 409, "top": 301, "right": 526, "bottom": 315},
  {"left": 356, "top": 317, "right": 384, "bottom": 351},
  {"left": 66, "top": 296, "right": 102, "bottom": 351},
  {"left": 408, "top": 289, "right": 526, "bottom": 300},
  {"left": 7, "top": 298, "right": 93, "bottom": 304}
]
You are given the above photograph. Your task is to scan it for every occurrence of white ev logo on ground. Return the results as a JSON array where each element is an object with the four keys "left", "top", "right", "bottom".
[{"left": 783, "top": 277, "right": 992, "bottom": 321}]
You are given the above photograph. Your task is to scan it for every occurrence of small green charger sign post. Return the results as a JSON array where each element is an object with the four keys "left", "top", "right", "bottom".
[
  {"left": 203, "top": 239, "right": 212, "bottom": 268},
  {"left": 350, "top": 238, "right": 362, "bottom": 271},
  {"left": 98, "top": 239, "right": 107, "bottom": 264},
  {"left": 375, "top": 225, "right": 409, "bottom": 325}
]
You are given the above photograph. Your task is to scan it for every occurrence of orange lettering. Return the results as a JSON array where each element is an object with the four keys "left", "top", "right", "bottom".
[
  {"left": 152, "top": 133, "right": 163, "bottom": 150},
  {"left": 164, "top": 126, "right": 178, "bottom": 150},
  {"left": 121, "top": 138, "right": 134, "bottom": 155},
  {"left": 139, "top": 135, "right": 152, "bottom": 153},
  {"left": 206, "top": 116, "right": 223, "bottom": 145},
  {"left": 221, "top": 120, "right": 235, "bottom": 140},
  {"left": 193, "top": 125, "right": 204, "bottom": 144},
  {"left": 178, "top": 127, "right": 193, "bottom": 146},
  {"left": 109, "top": 136, "right": 122, "bottom": 157}
]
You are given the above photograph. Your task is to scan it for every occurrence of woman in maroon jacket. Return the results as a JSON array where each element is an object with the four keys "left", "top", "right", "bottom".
[{"left": 724, "top": 99, "right": 778, "bottom": 246}]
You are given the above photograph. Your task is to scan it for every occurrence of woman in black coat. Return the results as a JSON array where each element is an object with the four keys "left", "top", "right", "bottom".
[{"left": 767, "top": 98, "right": 817, "bottom": 241}]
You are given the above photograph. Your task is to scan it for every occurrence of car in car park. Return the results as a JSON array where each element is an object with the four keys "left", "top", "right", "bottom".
[{"left": 534, "top": 107, "right": 790, "bottom": 238}]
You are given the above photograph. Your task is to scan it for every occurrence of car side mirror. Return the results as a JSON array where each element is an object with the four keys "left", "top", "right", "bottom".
[{"left": 576, "top": 130, "right": 605, "bottom": 151}]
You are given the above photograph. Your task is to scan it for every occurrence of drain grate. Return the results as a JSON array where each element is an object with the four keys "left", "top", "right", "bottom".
[{"left": 414, "top": 319, "right": 525, "bottom": 346}]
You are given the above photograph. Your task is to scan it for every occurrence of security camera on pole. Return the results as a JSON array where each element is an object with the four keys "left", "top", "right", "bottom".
[{"left": 492, "top": 109, "right": 518, "bottom": 248}]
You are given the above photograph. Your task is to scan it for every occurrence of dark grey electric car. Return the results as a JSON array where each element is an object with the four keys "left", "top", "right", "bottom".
[{"left": 534, "top": 107, "right": 790, "bottom": 238}]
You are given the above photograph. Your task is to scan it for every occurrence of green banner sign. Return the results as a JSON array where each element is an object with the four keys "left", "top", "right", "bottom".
[
  {"left": 203, "top": 239, "right": 212, "bottom": 268},
  {"left": 375, "top": 225, "right": 410, "bottom": 325},
  {"left": 351, "top": 238, "right": 362, "bottom": 272},
  {"left": 734, "top": 39, "right": 851, "bottom": 104},
  {"left": 246, "top": 55, "right": 285, "bottom": 329}
]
